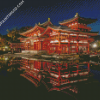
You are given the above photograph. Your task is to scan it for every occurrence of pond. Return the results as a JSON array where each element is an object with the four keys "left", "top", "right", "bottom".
[{"left": 0, "top": 54, "right": 100, "bottom": 100}]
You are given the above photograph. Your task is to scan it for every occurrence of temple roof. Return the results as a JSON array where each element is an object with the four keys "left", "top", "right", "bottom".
[
  {"left": 40, "top": 25, "right": 98, "bottom": 37},
  {"left": 38, "top": 18, "right": 54, "bottom": 28},
  {"left": 20, "top": 26, "right": 35, "bottom": 35},
  {"left": 20, "top": 18, "right": 53, "bottom": 36},
  {"left": 50, "top": 25, "right": 74, "bottom": 31},
  {"left": 59, "top": 13, "right": 97, "bottom": 25},
  {"left": 50, "top": 25, "right": 98, "bottom": 34},
  {"left": 20, "top": 25, "right": 45, "bottom": 35}
]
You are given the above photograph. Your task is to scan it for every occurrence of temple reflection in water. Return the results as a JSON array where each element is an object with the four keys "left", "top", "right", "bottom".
[
  {"left": 0, "top": 55, "right": 99, "bottom": 100},
  {"left": 18, "top": 58, "right": 91, "bottom": 92}
]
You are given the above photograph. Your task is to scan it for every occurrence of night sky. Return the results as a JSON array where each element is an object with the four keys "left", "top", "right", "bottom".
[{"left": 0, "top": 0, "right": 100, "bottom": 35}]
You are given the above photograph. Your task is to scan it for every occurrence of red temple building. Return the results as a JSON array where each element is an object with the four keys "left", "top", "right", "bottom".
[
  {"left": 12, "top": 13, "right": 98, "bottom": 54},
  {"left": 17, "top": 18, "right": 53, "bottom": 54}
]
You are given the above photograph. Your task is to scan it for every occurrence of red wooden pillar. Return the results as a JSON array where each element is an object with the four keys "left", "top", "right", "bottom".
[
  {"left": 66, "top": 45, "right": 68, "bottom": 53},
  {"left": 66, "top": 63, "right": 68, "bottom": 68},
  {"left": 87, "top": 63, "right": 90, "bottom": 72},
  {"left": 88, "top": 42, "right": 89, "bottom": 54},
  {"left": 43, "top": 62, "right": 45, "bottom": 70},
  {"left": 76, "top": 34, "right": 79, "bottom": 53},
  {"left": 76, "top": 64, "right": 79, "bottom": 74},
  {"left": 68, "top": 34, "right": 70, "bottom": 54},
  {"left": 76, "top": 42, "right": 79, "bottom": 53},
  {"left": 48, "top": 41, "right": 51, "bottom": 54},
  {"left": 37, "top": 41, "right": 39, "bottom": 50},
  {"left": 68, "top": 40, "right": 70, "bottom": 54},
  {"left": 39, "top": 41, "right": 41, "bottom": 50},
  {"left": 38, "top": 39, "right": 41, "bottom": 50},
  {"left": 58, "top": 31, "right": 61, "bottom": 54},
  {"left": 48, "top": 36, "right": 51, "bottom": 54},
  {"left": 39, "top": 61, "right": 41, "bottom": 70}
]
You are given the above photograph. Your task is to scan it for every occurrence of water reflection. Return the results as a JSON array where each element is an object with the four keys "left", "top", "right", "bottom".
[
  {"left": 19, "top": 58, "right": 91, "bottom": 92},
  {"left": 0, "top": 55, "right": 21, "bottom": 74},
  {"left": 0, "top": 55, "right": 100, "bottom": 100}
]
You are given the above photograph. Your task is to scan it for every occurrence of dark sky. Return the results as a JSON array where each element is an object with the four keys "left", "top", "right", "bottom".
[{"left": 0, "top": 0, "right": 100, "bottom": 35}]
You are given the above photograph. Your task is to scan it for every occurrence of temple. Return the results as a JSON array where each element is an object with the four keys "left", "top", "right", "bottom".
[{"left": 10, "top": 13, "right": 98, "bottom": 54}]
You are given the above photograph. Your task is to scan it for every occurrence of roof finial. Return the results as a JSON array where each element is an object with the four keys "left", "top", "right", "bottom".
[
  {"left": 75, "top": 13, "right": 80, "bottom": 17},
  {"left": 48, "top": 18, "right": 50, "bottom": 21},
  {"left": 38, "top": 22, "right": 40, "bottom": 25}
]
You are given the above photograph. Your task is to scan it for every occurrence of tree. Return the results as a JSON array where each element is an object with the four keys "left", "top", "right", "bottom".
[
  {"left": 7, "top": 28, "right": 19, "bottom": 41},
  {"left": 0, "top": 37, "right": 8, "bottom": 47},
  {"left": 7, "top": 26, "right": 33, "bottom": 42}
]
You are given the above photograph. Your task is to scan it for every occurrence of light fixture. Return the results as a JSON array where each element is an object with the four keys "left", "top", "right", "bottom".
[
  {"left": 5, "top": 46, "right": 8, "bottom": 49},
  {"left": 93, "top": 43, "right": 97, "bottom": 48}
]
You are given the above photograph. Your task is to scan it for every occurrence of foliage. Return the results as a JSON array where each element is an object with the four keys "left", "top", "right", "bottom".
[
  {"left": 0, "top": 36, "right": 8, "bottom": 47},
  {"left": 0, "top": 26, "right": 32, "bottom": 50},
  {"left": 98, "top": 41, "right": 100, "bottom": 47},
  {"left": 7, "top": 28, "right": 19, "bottom": 41},
  {"left": 7, "top": 26, "right": 33, "bottom": 42}
]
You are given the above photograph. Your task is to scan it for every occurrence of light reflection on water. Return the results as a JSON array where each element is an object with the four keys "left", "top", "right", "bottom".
[{"left": 0, "top": 55, "right": 100, "bottom": 100}]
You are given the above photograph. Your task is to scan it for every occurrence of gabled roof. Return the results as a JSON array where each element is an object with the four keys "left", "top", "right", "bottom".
[
  {"left": 59, "top": 13, "right": 97, "bottom": 25},
  {"left": 20, "top": 24, "right": 45, "bottom": 36}
]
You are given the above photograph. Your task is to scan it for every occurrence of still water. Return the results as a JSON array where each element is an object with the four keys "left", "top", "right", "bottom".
[{"left": 0, "top": 55, "right": 100, "bottom": 100}]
